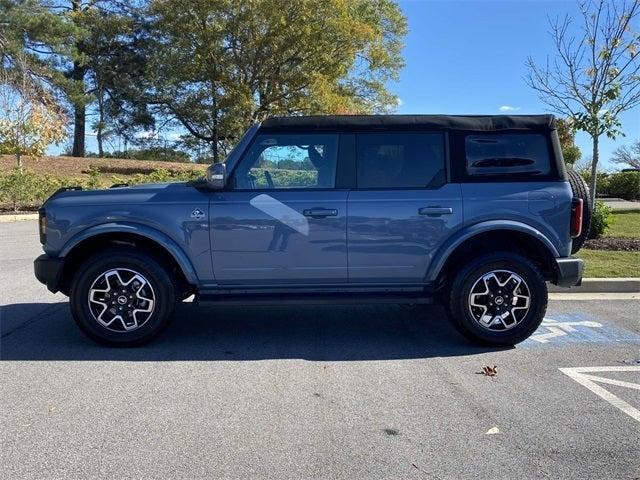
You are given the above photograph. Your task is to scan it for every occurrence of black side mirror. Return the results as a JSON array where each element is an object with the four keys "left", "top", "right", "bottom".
[{"left": 206, "top": 163, "right": 226, "bottom": 189}]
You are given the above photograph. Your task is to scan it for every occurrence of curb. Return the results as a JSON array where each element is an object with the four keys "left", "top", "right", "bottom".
[
  {"left": 549, "top": 278, "right": 640, "bottom": 293},
  {"left": 0, "top": 213, "right": 39, "bottom": 222}
]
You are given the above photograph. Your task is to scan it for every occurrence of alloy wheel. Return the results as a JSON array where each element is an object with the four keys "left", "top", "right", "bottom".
[
  {"left": 87, "top": 268, "right": 155, "bottom": 332},
  {"left": 467, "top": 269, "right": 531, "bottom": 331}
]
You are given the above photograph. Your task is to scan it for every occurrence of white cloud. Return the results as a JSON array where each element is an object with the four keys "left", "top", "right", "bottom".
[
  {"left": 396, "top": 97, "right": 403, "bottom": 107},
  {"left": 499, "top": 105, "right": 521, "bottom": 112}
]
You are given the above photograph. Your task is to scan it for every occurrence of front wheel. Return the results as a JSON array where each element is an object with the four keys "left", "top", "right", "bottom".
[
  {"left": 70, "top": 249, "right": 177, "bottom": 346},
  {"left": 447, "top": 252, "right": 547, "bottom": 346}
]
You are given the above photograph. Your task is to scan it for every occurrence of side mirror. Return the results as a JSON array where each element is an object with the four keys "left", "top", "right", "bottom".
[{"left": 206, "top": 163, "right": 227, "bottom": 189}]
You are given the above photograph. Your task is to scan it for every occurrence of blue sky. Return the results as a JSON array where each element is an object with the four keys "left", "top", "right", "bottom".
[{"left": 394, "top": 0, "right": 639, "bottom": 169}]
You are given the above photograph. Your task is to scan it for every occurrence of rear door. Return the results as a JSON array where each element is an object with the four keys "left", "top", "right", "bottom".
[
  {"left": 210, "top": 132, "right": 348, "bottom": 285},
  {"left": 347, "top": 132, "right": 463, "bottom": 283}
]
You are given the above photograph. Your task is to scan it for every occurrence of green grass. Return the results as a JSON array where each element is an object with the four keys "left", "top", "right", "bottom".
[
  {"left": 606, "top": 210, "right": 640, "bottom": 238},
  {"left": 577, "top": 249, "right": 640, "bottom": 278}
]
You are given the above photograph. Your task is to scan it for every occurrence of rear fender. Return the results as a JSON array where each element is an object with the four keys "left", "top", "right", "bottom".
[{"left": 426, "top": 220, "right": 559, "bottom": 282}]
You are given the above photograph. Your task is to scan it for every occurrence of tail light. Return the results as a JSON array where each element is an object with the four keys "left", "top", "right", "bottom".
[
  {"left": 570, "top": 198, "right": 583, "bottom": 238},
  {"left": 38, "top": 207, "right": 47, "bottom": 244}
]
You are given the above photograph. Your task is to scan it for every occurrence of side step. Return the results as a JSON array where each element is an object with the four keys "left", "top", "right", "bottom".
[{"left": 195, "top": 292, "right": 433, "bottom": 307}]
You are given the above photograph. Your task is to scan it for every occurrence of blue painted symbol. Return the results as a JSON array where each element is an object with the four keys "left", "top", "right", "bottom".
[{"left": 522, "top": 313, "right": 640, "bottom": 347}]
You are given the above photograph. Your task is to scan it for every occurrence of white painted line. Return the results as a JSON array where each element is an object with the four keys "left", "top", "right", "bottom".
[
  {"left": 549, "top": 292, "right": 639, "bottom": 300},
  {"left": 579, "top": 374, "right": 640, "bottom": 391},
  {"left": 560, "top": 366, "right": 640, "bottom": 424}
]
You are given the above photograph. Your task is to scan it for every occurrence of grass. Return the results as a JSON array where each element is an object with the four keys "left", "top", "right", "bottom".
[
  {"left": 577, "top": 249, "right": 640, "bottom": 278},
  {"left": 606, "top": 210, "right": 640, "bottom": 238}
]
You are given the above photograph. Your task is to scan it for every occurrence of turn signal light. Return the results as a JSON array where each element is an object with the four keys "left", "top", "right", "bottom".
[{"left": 38, "top": 208, "right": 47, "bottom": 244}]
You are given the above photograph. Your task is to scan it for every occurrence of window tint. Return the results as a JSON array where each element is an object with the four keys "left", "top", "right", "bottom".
[
  {"left": 465, "top": 134, "right": 550, "bottom": 177},
  {"left": 356, "top": 133, "right": 446, "bottom": 189},
  {"left": 233, "top": 134, "right": 338, "bottom": 190}
]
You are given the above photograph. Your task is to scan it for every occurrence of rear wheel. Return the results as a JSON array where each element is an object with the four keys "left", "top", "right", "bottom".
[
  {"left": 70, "top": 248, "right": 176, "bottom": 346},
  {"left": 447, "top": 252, "right": 547, "bottom": 346}
]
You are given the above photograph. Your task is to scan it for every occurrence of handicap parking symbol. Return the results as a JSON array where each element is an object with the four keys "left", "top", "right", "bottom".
[
  {"left": 522, "top": 313, "right": 640, "bottom": 346},
  {"left": 530, "top": 318, "right": 603, "bottom": 343}
]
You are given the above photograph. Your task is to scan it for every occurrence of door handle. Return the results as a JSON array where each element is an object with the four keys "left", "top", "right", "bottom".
[
  {"left": 303, "top": 208, "right": 338, "bottom": 218},
  {"left": 419, "top": 206, "right": 453, "bottom": 216}
]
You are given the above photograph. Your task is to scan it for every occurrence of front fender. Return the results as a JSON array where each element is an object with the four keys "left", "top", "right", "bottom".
[
  {"left": 59, "top": 222, "right": 199, "bottom": 284},
  {"left": 425, "top": 220, "right": 560, "bottom": 282}
]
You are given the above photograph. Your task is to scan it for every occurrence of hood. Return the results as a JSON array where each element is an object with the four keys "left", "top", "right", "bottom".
[{"left": 43, "top": 181, "right": 193, "bottom": 209}]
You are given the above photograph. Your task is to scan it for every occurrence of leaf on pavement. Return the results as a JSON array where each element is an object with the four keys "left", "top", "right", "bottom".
[{"left": 476, "top": 365, "right": 498, "bottom": 377}]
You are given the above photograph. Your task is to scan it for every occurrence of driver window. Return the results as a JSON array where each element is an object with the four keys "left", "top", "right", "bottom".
[{"left": 232, "top": 134, "right": 338, "bottom": 190}]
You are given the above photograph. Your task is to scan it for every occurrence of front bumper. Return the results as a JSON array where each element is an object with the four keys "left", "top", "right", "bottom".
[
  {"left": 34, "top": 254, "right": 64, "bottom": 293},
  {"left": 553, "top": 256, "right": 584, "bottom": 287}
]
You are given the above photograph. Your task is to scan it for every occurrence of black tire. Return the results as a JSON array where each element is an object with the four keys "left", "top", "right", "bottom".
[
  {"left": 70, "top": 248, "right": 177, "bottom": 346},
  {"left": 447, "top": 252, "right": 547, "bottom": 346},
  {"left": 566, "top": 168, "right": 592, "bottom": 253}
]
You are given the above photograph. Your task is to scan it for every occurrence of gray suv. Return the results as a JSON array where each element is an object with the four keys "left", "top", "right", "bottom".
[{"left": 34, "top": 115, "right": 587, "bottom": 347}]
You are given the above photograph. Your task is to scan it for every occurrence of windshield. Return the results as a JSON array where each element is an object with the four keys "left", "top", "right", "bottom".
[{"left": 222, "top": 123, "right": 261, "bottom": 170}]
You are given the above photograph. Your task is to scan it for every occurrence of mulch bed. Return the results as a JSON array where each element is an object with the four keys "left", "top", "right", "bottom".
[{"left": 584, "top": 237, "right": 640, "bottom": 251}]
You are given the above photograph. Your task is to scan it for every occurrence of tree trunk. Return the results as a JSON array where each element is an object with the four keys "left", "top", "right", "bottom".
[
  {"left": 16, "top": 152, "right": 22, "bottom": 172},
  {"left": 72, "top": 104, "right": 85, "bottom": 157},
  {"left": 97, "top": 128, "right": 103, "bottom": 158},
  {"left": 70, "top": 1, "right": 85, "bottom": 157},
  {"left": 589, "top": 134, "right": 599, "bottom": 209},
  {"left": 96, "top": 87, "right": 104, "bottom": 157},
  {"left": 211, "top": 85, "right": 219, "bottom": 163}
]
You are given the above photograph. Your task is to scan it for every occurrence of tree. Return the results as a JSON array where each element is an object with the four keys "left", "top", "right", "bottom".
[
  {"left": 611, "top": 140, "right": 640, "bottom": 169},
  {"left": 0, "top": 59, "right": 67, "bottom": 169},
  {"left": 556, "top": 117, "right": 582, "bottom": 165},
  {"left": 0, "top": 0, "right": 83, "bottom": 151},
  {"left": 526, "top": 0, "right": 640, "bottom": 207},
  {"left": 144, "top": 0, "right": 407, "bottom": 161},
  {"left": 1, "top": 1, "right": 145, "bottom": 157},
  {"left": 82, "top": 3, "right": 154, "bottom": 157}
]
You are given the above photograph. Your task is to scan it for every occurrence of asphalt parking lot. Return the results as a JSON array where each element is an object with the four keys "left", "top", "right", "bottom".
[{"left": 1, "top": 220, "right": 639, "bottom": 480}]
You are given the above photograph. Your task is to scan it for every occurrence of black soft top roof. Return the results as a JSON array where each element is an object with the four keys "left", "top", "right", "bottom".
[{"left": 261, "top": 114, "right": 556, "bottom": 132}]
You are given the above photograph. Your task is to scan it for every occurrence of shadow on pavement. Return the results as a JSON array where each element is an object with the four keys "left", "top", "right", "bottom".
[{"left": 1, "top": 302, "right": 509, "bottom": 361}]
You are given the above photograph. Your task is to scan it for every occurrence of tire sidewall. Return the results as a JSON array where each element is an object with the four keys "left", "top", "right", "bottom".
[
  {"left": 70, "top": 250, "right": 176, "bottom": 346},
  {"left": 450, "top": 254, "right": 547, "bottom": 345}
]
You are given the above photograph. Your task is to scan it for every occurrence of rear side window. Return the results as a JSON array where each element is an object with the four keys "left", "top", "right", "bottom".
[
  {"left": 465, "top": 133, "right": 550, "bottom": 177},
  {"left": 356, "top": 133, "right": 446, "bottom": 189}
]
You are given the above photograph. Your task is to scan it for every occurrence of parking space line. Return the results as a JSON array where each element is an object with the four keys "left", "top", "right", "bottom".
[{"left": 560, "top": 366, "right": 640, "bottom": 424}]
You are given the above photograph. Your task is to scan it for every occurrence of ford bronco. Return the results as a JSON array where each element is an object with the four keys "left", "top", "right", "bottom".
[{"left": 34, "top": 115, "right": 588, "bottom": 346}]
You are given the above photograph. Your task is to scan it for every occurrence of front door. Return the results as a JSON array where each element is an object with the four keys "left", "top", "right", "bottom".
[
  {"left": 347, "top": 132, "right": 463, "bottom": 283},
  {"left": 210, "top": 132, "right": 347, "bottom": 286}
]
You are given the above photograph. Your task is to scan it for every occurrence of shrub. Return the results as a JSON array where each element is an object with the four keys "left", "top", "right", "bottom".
[
  {"left": 578, "top": 170, "right": 610, "bottom": 197},
  {"left": 607, "top": 171, "right": 640, "bottom": 200},
  {"left": 127, "top": 168, "right": 202, "bottom": 185},
  {"left": 0, "top": 168, "right": 66, "bottom": 211},
  {"left": 588, "top": 200, "right": 612, "bottom": 239},
  {"left": 0, "top": 167, "right": 204, "bottom": 211}
]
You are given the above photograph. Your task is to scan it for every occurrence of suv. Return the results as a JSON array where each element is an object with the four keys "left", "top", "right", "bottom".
[{"left": 34, "top": 114, "right": 587, "bottom": 347}]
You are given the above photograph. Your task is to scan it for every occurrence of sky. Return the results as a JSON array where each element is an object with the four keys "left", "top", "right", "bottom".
[
  {"left": 71, "top": 0, "right": 639, "bottom": 169},
  {"left": 394, "top": 0, "right": 639, "bottom": 169}
]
